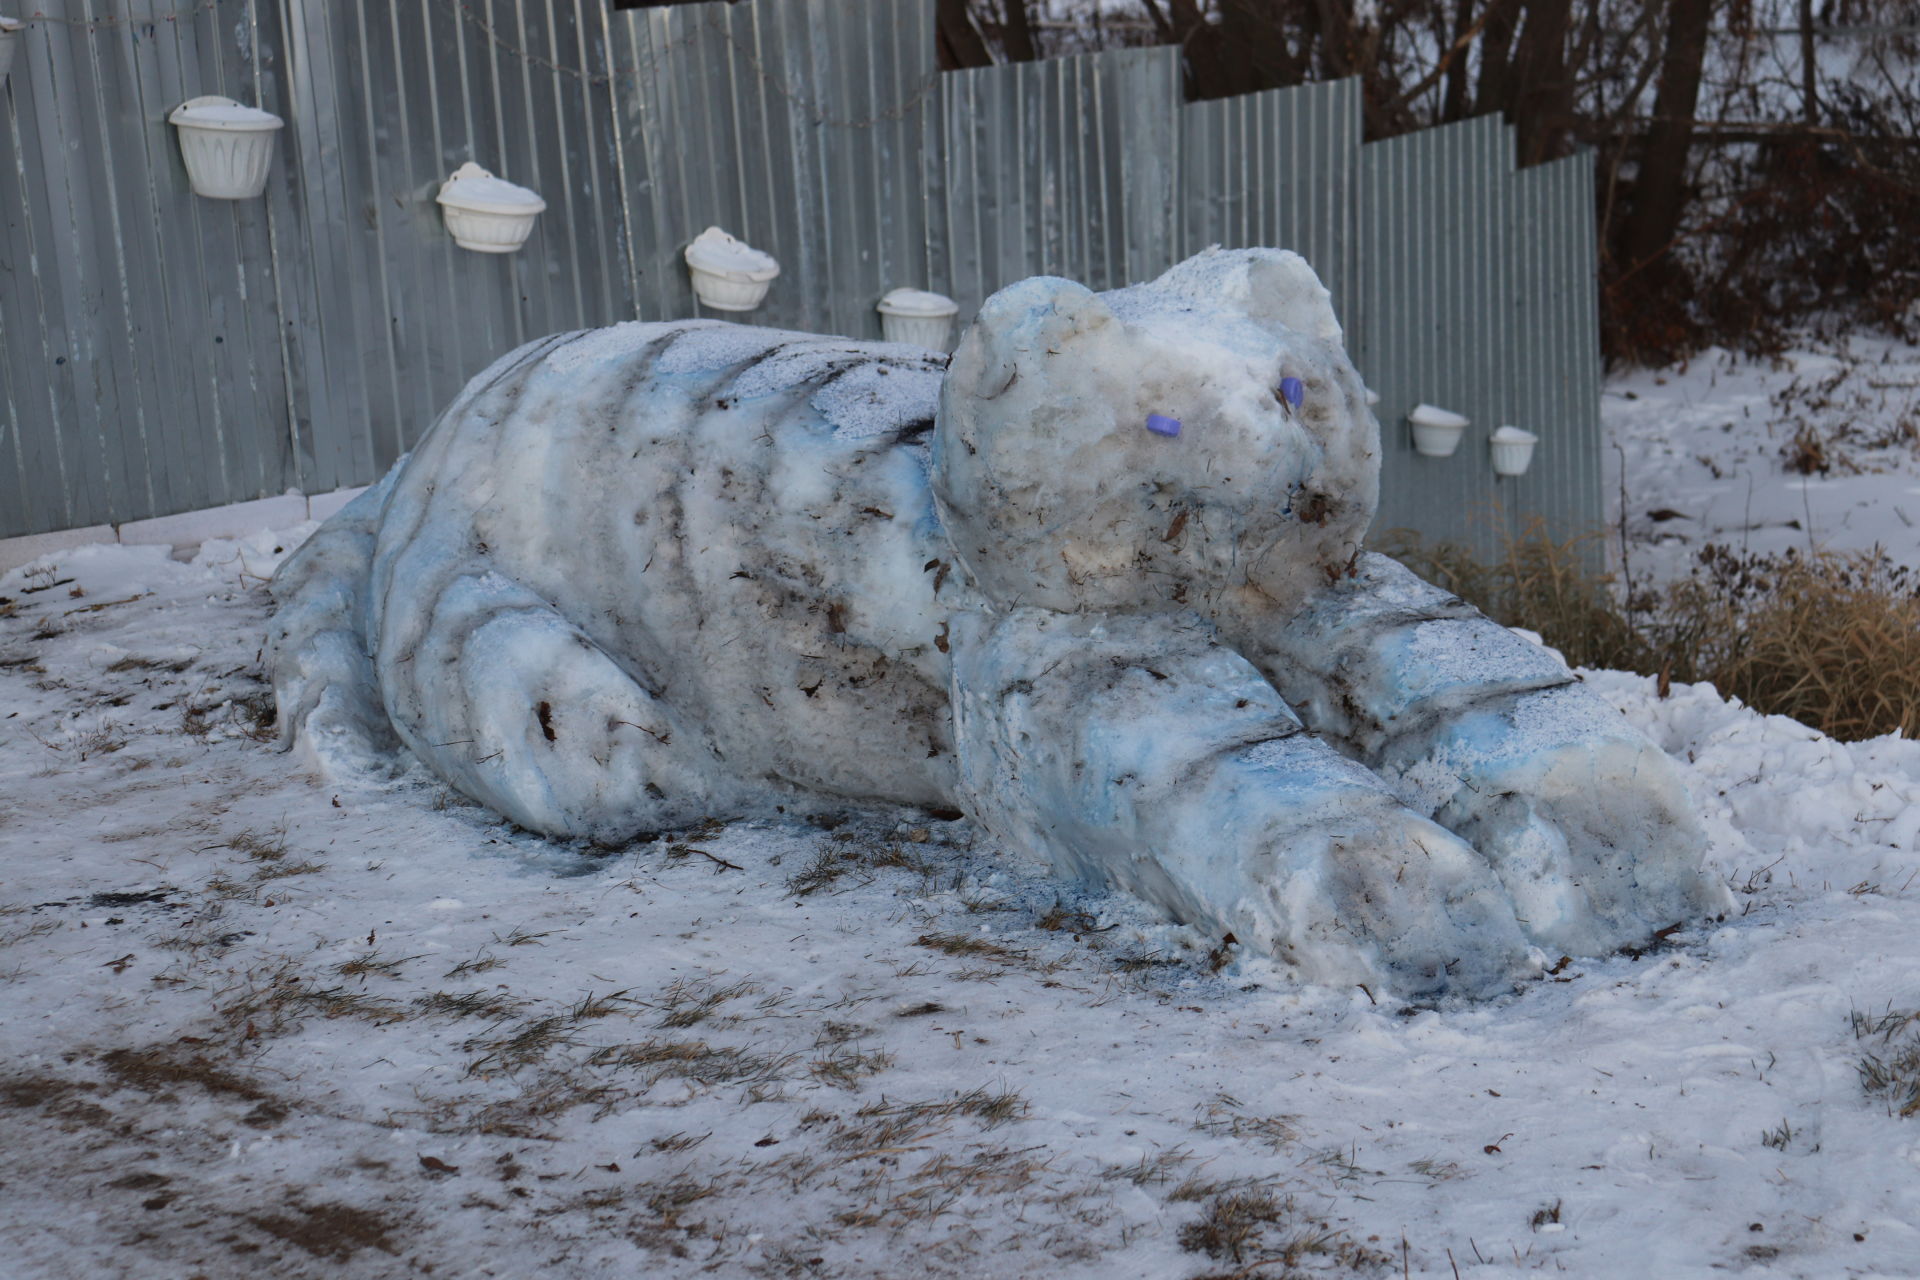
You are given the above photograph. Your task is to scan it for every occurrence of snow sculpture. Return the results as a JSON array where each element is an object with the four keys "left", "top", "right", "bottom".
[{"left": 269, "top": 247, "right": 1722, "bottom": 998}]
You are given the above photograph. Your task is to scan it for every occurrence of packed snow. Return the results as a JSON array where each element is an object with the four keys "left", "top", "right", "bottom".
[
  {"left": 1605, "top": 336, "right": 1920, "bottom": 589},
  {"left": 5, "top": 510, "right": 1920, "bottom": 1278}
]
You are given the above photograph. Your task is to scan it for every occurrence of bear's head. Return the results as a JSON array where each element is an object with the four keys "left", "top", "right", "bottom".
[{"left": 931, "top": 247, "right": 1379, "bottom": 619}]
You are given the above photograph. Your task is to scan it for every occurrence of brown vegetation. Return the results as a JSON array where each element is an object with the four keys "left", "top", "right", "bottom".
[
  {"left": 1381, "top": 520, "right": 1920, "bottom": 741},
  {"left": 941, "top": 0, "right": 1920, "bottom": 361}
]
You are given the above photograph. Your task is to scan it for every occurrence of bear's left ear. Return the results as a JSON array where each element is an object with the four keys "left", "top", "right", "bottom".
[
  {"left": 948, "top": 276, "right": 1116, "bottom": 401},
  {"left": 1150, "top": 247, "right": 1343, "bottom": 345}
]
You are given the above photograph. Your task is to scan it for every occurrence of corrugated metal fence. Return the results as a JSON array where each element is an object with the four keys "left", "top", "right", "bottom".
[{"left": 0, "top": 0, "right": 1600, "bottom": 555}]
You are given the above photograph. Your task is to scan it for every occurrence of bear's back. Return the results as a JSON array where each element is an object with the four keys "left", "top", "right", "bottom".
[{"left": 370, "top": 319, "right": 966, "bottom": 808}]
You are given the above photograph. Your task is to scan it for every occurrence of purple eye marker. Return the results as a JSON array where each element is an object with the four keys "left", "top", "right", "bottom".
[
  {"left": 1145, "top": 413, "right": 1182, "bottom": 438},
  {"left": 1279, "top": 377, "right": 1305, "bottom": 409}
]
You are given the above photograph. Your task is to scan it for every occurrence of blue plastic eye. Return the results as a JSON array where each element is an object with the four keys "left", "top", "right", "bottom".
[
  {"left": 1279, "top": 377, "right": 1305, "bottom": 408},
  {"left": 1145, "top": 413, "right": 1182, "bottom": 437}
]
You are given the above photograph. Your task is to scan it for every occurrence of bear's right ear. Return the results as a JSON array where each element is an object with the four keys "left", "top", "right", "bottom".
[
  {"left": 1151, "top": 247, "right": 1343, "bottom": 345},
  {"left": 949, "top": 276, "right": 1115, "bottom": 401}
]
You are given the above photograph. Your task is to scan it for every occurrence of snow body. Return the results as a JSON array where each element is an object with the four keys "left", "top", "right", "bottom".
[{"left": 269, "top": 247, "right": 1722, "bottom": 997}]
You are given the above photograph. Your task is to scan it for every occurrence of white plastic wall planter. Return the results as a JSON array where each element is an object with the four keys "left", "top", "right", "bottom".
[
  {"left": 169, "top": 96, "right": 284, "bottom": 199},
  {"left": 1489, "top": 425, "right": 1540, "bottom": 476},
  {"left": 0, "top": 17, "right": 22, "bottom": 90},
  {"left": 684, "top": 226, "right": 779, "bottom": 312},
  {"left": 877, "top": 287, "right": 959, "bottom": 349},
  {"left": 436, "top": 162, "right": 545, "bottom": 254},
  {"left": 1408, "top": 403, "right": 1469, "bottom": 457}
]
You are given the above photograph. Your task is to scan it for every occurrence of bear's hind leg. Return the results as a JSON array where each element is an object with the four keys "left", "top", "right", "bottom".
[{"left": 375, "top": 568, "right": 731, "bottom": 844}]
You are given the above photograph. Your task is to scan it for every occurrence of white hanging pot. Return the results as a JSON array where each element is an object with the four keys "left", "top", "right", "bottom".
[
  {"left": 1490, "top": 425, "right": 1540, "bottom": 476},
  {"left": 1408, "top": 403, "right": 1469, "bottom": 457},
  {"left": 877, "top": 287, "right": 959, "bottom": 349},
  {"left": 436, "top": 162, "right": 545, "bottom": 253},
  {"left": 0, "top": 17, "right": 22, "bottom": 89},
  {"left": 684, "top": 226, "right": 779, "bottom": 312},
  {"left": 169, "top": 96, "right": 284, "bottom": 199}
]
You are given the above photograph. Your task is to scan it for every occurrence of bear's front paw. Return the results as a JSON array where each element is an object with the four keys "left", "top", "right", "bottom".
[
  {"left": 1378, "top": 684, "right": 1729, "bottom": 959},
  {"left": 949, "top": 607, "right": 1537, "bottom": 998},
  {"left": 1191, "top": 736, "right": 1538, "bottom": 999}
]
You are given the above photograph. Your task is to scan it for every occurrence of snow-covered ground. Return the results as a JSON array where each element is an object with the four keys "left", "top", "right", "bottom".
[
  {"left": 6, "top": 340, "right": 1920, "bottom": 1277},
  {"left": 1605, "top": 335, "right": 1920, "bottom": 588}
]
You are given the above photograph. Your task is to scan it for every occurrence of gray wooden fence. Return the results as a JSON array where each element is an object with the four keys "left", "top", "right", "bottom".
[{"left": 0, "top": 0, "right": 1600, "bottom": 557}]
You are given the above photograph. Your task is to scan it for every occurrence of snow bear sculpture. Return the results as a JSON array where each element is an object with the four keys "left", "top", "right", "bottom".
[{"left": 269, "top": 247, "right": 1722, "bottom": 998}]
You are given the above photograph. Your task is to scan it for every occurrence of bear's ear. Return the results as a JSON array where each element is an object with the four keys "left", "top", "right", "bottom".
[
  {"left": 948, "top": 276, "right": 1116, "bottom": 401},
  {"left": 1150, "top": 247, "right": 1342, "bottom": 345}
]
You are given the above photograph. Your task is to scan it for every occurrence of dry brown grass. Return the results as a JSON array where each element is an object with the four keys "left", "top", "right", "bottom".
[
  {"left": 1178, "top": 1189, "right": 1391, "bottom": 1273},
  {"left": 1381, "top": 520, "right": 1920, "bottom": 742},
  {"left": 1709, "top": 554, "right": 1920, "bottom": 740},
  {"left": 1853, "top": 1005, "right": 1920, "bottom": 1118}
]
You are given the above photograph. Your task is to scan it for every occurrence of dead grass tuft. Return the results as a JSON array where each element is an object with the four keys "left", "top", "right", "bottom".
[
  {"left": 832, "top": 1086, "right": 1028, "bottom": 1154},
  {"left": 227, "top": 828, "right": 289, "bottom": 862},
  {"left": 463, "top": 1014, "right": 579, "bottom": 1076},
  {"left": 252, "top": 858, "right": 326, "bottom": 882},
  {"left": 1852, "top": 1005, "right": 1920, "bottom": 1117},
  {"left": 894, "top": 1001, "right": 947, "bottom": 1018},
  {"left": 415, "top": 990, "right": 527, "bottom": 1020},
  {"left": 444, "top": 950, "right": 506, "bottom": 979},
  {"left": 785, "top": 845, "right": 863, "bottom": 897},
  {"left": 0, "top": 918, "right": 60, "bottom": 949},
  {"left": 99, "top": 1046, "right": 290, "bottom": 1128},
  {"left": 220, "top": 968, "right": 409, "bottom": 1035},
  {"left": 469, "top": 1069, "right": 631, "bottom": 1133},
  {"left": 1178, "top": 1190, "right": 1390, "bottom": 1272},
  {"left": 650, "top": 1130, "right": 711, "bottom": 1153},
  {"left": 247, "top": 1201, "right": 401, "bottom": 1261},
  {"left": 588, "top": 1037, "right": 795, "bottom": 1090},
  {"left": 914, "top": 932, "right": 1026, "bottom": 963},
  {"left": 1193, "top": 1094, "right": 1301, "bottom": 1152},
  {"left": 834, "top": 1143, "right": 1054, "bottom": 1230},
  {"left": 334, "top": 950, "right": 418, "bottom": 980},
  {"left": 1101, "top": 1145, "right": 1195, "bottom": 1187},
  {"left": 568, "top": 989, "right": 637, "bottom": 1020},
  {"left": 650, "top": 976, "right": 760, "bottom": 1028},
  {"left": 809, "top": 1045, "right": 896, "bottom": 1090}
]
